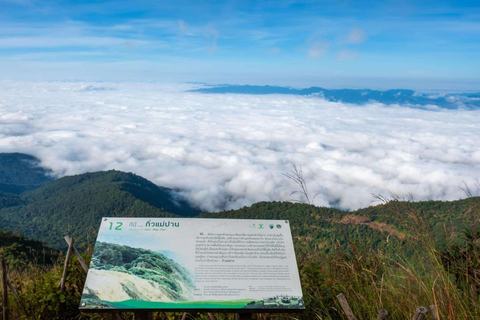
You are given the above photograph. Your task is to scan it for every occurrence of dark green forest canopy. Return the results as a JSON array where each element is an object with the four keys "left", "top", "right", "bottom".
[
  {"left": 0, "top": 191, "right": 25, "bottom": 210},
  {"left": 202, "top": 198, "right": 480, "bottom": 257},
  {"left": 0, "top": 153, "right": 53, "bottom": 194}
]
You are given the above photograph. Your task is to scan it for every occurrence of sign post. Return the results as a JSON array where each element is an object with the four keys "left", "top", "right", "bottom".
[
  {"left": 1, "top": 258, "right": 8, "bottom": 320},
  {"left": 80, "top": 218, "right": 304, "bottom": 315}
]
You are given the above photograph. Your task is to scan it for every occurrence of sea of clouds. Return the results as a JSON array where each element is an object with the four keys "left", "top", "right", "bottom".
[{"left": 0, "top": 81, "right": 479, "bottom": 212}]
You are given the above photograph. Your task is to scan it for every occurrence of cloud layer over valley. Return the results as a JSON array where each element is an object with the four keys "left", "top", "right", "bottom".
[{"left": 0, "top": 81, "right": 479, "bottom": 212}]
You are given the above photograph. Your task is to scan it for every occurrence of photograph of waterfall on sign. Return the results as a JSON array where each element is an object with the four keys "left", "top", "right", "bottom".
[{"left": 81, "top": 241, "right": 195, "bottom": 309}]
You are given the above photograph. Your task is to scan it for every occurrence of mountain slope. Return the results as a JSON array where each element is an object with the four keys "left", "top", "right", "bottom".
[
  {"left": 201, "top": 198, "right": 480, "bottom": 257},
  {"left": 0, "top": 170, "right": 199, "bottom": 249},
  {"left": 0, "top": 191, "right": 25, "bottom": 210},
  {"left": 0, "top": 153, "right": 53, "bottom": 194}
]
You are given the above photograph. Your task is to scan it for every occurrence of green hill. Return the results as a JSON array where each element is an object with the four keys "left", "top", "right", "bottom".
[
  {"left": 0, "top": 170, "right": 199, "bottom": 250},
  {"left": 0, "top": 153, "right": 53, "bottom": 194},
  {"left": 0, "top": 191, "right": 25, "bottom": 210},
  {"left": 201, "top": 198, "right": 480, "bottom": 258}
]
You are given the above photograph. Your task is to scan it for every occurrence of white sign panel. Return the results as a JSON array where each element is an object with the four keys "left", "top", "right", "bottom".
[{"left": 80, "top": 218, "right": 304, "bottom": 310}]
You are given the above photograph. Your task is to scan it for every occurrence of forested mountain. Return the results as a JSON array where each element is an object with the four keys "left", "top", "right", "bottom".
[
  {"left": 0, "top": 170, "right": 198, "bottom": 250},
  {"left": 0, "top": 153, "right": 53, "bottom": 194},
  {"left": 0, "top": 191, "right": 25, "bottom": 210},
  {"left": 192, "top": 85, "right": 480, "bottom": 109},
  {"left": 202, "top": 198, "right": 480, "bottom": 257}
]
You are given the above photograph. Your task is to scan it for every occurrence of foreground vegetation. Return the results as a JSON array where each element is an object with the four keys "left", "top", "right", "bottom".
[{"left": 1, "top": 198, "right": 479, "bottom": 320}]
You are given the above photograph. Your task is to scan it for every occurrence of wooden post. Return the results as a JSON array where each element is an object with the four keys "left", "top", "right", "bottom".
[
  {"left": 235, "top": 314, "right": 253, "bottom": 320},
  {"left": 376, "top": 309, "right": 388, "bottom": 320},
  {"left": 64, "top": 236, "right": 88, "bottom": 272},
  {"left": 429, "top": 305, "right": 439, "bottom": 320},
  {"left": 133, "top": 311, "right": 153, "bottom": 320},
  {"left": 59, "top": 237, "right": 74, "bottom": 293},
  {"left": 1, "top": 259, "right": 8, "bottom": 320},
  {"left": 336, "top": 293, "right": 358, "bottom": 320},
  {"left": 5, "top": 279, "right": 17, "bottom": 299},
  {"left": 412, "top": 306, "right": 428, "bottom": 320}
]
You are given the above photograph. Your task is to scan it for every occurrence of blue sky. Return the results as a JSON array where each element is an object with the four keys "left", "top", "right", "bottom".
[{"left": 1, "top": 0, "right": 480, "bottom": 90}]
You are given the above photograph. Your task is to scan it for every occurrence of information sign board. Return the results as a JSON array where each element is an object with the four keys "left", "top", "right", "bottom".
[{"left": 80, "top": 218, "right": 304, "bottom": 311}]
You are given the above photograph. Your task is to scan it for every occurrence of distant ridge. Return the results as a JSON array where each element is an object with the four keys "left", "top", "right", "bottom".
[
  {"left": 0, "top": 153, "right": 53, "bottom": 194},
  {"left": 191, "top": 85, "right": 480, "bottom": 110}
]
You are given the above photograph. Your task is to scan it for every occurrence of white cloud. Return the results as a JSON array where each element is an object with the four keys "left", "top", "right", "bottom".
[
  {"left": 0, "top": 36, "right": 150, "bottom": 48},
  {"left": 308, "top": 40, "right": 329, "bottom": 58},
  {"left": 0, "top": 81, "right": 479, "bottom": 212},
  {"left": 270, "top": 47, "right": 282, "bottom": 55},
  {"left": 346, "top": 27, "right": 366, "bottom": 44},
  {"left": 337, "top": 49, "right": 358, "bottom": 61},
  {"left": 204, "top": 24, "right": 219, "bottom": 53},
  {"left": 178, "top": 20, "right": 192, "bottom": 36}
]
